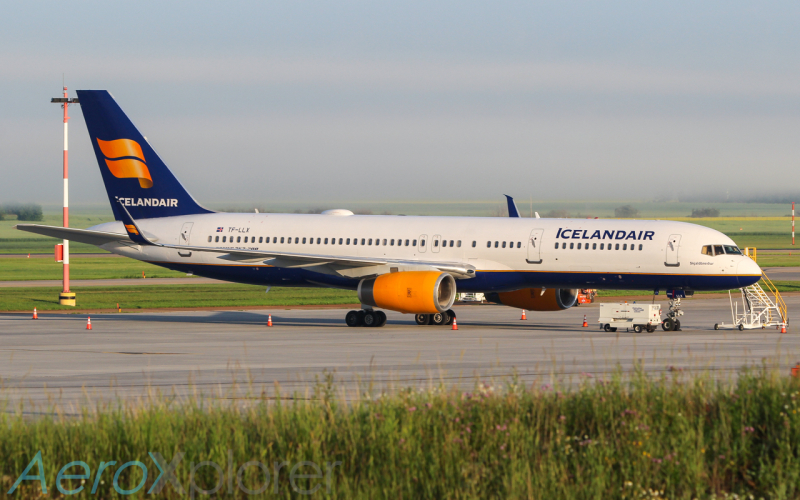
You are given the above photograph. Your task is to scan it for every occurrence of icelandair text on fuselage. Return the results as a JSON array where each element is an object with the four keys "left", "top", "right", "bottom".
[
  {"left": 116, "top": 197, "right": 178, "bottom": 207},
  {"left": 556, "top": 229, "right": 655, "bottom": 241}
]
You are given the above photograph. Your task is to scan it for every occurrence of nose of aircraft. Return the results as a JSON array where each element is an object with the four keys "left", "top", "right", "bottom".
[{"left": 736, "top": 258, "right": 762, "bottom": 287}]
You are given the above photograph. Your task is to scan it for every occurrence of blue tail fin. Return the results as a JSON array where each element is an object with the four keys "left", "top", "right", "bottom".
[{"left": 76, "top": 90, "right": 213, "bottom": 220}]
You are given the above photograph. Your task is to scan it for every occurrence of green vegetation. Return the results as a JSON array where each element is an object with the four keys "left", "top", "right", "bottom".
[
  {"left": 0, "top": 203, "right": 43, "bottom": 221},
  {"left": 1, "top": 368, "right": 798, "bottom": 498},
  {"left": 0, "top": 211, "right": 114, "bottom": 254},
  {"left": 0, "top": 257, "right": 186, "bottom": 281},
  {"left": 0, "top": 284, "right": 358, "bottom": 311},
  {"left": 614, "top": 205, "right": 640, "bottom": 218},
  {"left": 691, "top": 208, "right": 720, "bottom": 218}
]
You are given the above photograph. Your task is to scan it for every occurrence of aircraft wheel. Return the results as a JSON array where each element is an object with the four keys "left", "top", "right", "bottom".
[
  {"left": 431, "top": 312, "right": 445, "bottom": 325},
  {"left": 363, "top": 310, "right": 379, "bottom": 327},
  {"left": 675, "top": 320, "right": 681, "bottom": 331},
  {"left": 738, "top": 324, "right": 744, "bottom": 331},
  {"left": 445, "top": 310, "right": 456, "bottom": 325},
  {"left": 345, "top": 310, "right": 362, "bottom": 327},
  {"left": 415, "top": 314, "right": 430, "bottom": 325},
  {"left": 662, "top": 318, "right": 675, "bottom": 331},
  {"left": 633, "top": 325, "right": 643, "bottom": 334},
  {"left": 376, "top": 311, "right": 387, "bottom": 327},
  {"left": 714, "top": 323, "right": 719, "bottom": 330},
  {"left": 603, "top": 324, "right": 612, "bottom": 332}
]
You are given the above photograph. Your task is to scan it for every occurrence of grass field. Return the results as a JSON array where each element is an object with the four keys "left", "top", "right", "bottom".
[
  {"left": 0, "top": 257, "right": 187, "bottom": 281},
  {"left": 1, "top": 282, "right": 797, "bottom": 312},
  {"left": 1, "top": 368, "right": 798, "bottom": 498},
  {"left": 0, "top": 284, "right": 359, "bottom": 311}
]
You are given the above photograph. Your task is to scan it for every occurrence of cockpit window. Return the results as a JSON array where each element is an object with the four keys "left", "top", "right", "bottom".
[
  {"left": 713, "top": 245, "right": 724, "bottom": 256},
  {"left": 701, "top": 245, "right": 713, "bottom": 255},
  {"left": 724, "top": 245, "right": 742, "bottom": 255}
]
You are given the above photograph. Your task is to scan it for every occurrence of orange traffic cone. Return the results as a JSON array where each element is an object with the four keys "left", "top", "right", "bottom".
[
  {"left": 86, "top": 316, "right": 92, "bottom": 330},
  {"left": 267, "top": 314, "right": 273, "bottom": 327},
  {"left": 781, "top": 324, "right": 787, "bottom": 334},
  {"left": 582, "top": 315, "right": 588, "bottom": 327},
  {"left": 32, "top": 308, "right": 38, "bottom": 320},
  {"left": 521, "top": 310, "right": 527, "bottom": 320},
  {"left": 451, "top": 317, "right": 458, "bottom": 330}
]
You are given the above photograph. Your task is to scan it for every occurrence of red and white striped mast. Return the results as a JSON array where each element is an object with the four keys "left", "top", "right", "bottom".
[
  {"left": 51, "top": 87, "right": 79, "bottom": 306},
  {"left": 793, "top": 202, "right": 795, "bottom": 246}
]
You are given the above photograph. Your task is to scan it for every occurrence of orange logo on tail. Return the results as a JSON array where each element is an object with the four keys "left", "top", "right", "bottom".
[
  {"left": 97, "top": 138, "right": 153, "bottom": 188},
  {"left": 124, "top": 224, "right": 139, "bottom": 235}
]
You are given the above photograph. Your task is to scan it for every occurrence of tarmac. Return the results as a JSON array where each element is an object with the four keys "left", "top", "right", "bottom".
[{"left": 1, "top": 296, "right": 798, "bottom": 414}]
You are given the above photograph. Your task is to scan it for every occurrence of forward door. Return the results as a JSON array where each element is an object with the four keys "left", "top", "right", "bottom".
[
  {"left": 526, "top": 228, "right": 544, "bottom": 264},
  {"left": 665, "top": 234, "right": 681, "bottom": 266}
]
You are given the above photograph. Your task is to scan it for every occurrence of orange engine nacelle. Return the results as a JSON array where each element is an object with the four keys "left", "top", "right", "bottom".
[
  {"left": 358, "top": 271, "right": 457, "bottom": 314},
  {"left": 487, "top": 288, "right": 579, "bottom": 311}
]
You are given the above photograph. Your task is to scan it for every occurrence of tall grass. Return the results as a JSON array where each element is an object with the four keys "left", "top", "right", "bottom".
[{"left": 1, "top": 367, "right": 798, "bottom": 499}]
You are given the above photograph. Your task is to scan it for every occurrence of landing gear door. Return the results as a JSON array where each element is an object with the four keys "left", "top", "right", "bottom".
[
  {"left": 526, "top": 228, "right": 544, "bottom": 264},
  {"left": 180, "top": 222, "right": 194, "bottom": 245},
  {"left": 665, "top": 234, "right": 681, "bottom": 267}
]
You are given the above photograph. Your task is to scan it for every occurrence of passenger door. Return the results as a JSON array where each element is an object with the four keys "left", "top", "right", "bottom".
[
  {"left": 431, "top": 234, "right": 442, "bottom": 253},
  {"left": 665, "top": 234, "right": 681, "bottom": 267},
  {"left": 180, "top": 222, "right": 194, "bottom": 245},
  {"left": 526, "top": 228, "right": 544, "bottom": 264},
  {"left": 418, "top": 234, "right": 428, "bottom": 253}
]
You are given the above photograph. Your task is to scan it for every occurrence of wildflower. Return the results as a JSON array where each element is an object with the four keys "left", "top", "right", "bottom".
[
  {"left": 496, "top": 424, "right": 507, "bottom": 431},
  {"left": 425, "top": 403, "right": 432, "bottom": 409},
  {"left": 719, "top": 454, "right": 725, "bottom": 460},
  {"left": 399, "top": 438, "right": 405, "bottom": 444},
  {"left": 455, "top": 417, "right": 460, "bottom": 422},
  {"left": 500, "top": 444, "right": 506, "bottom": 450},
  {"left": 408, "top": 406, "right": 416, "bottom": 412},
  {"left": 559, "top": 415, "right": 566, "bottom": 421},
  {"left": 466, "top": 427, "right": 471, "bottom": 433}
]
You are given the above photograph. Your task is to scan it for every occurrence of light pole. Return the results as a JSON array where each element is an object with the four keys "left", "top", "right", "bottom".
[{"left": 51, "top": 88, "right": 79, "bottom": 306}]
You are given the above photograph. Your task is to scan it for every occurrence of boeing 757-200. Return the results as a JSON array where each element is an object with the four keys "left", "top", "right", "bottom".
[{"left": 17, "top": 91, "right": 762, "bottom": 328}]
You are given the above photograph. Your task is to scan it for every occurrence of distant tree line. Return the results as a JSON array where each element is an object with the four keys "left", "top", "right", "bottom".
[
  {"left": 690, "top": 208, "right": 720, "bottom": 218},
  {"left": 614, "top": 205, "right": 640, "bottom": 218},
  {"left": 0, "top": 203, "right": 43, "bottom": 221}
]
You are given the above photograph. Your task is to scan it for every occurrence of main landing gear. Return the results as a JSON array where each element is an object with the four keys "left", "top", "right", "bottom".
[
  {"left": 414, "top": 310, "right": 456, "bottom": 326},
  {"left": 345, "top": 309, "right": 387, "bottom": 327}
]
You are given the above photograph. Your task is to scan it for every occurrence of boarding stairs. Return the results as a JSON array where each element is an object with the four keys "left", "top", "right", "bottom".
[{"left": 715, "top": 267, "right": 789, "bottom": 331}]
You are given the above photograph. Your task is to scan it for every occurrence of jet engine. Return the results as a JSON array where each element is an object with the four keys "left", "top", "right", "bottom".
[
  {"left": 358, "top": 271, "right": 457, "bottom": 314},
  {"left": 486, "top": 288, "right": 578, "bottom": 311}
]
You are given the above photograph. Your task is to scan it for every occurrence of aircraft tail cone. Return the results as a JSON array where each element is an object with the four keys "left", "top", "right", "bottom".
[
  {"left": 86, "top": 316, "right": 92, "bottom": 330},
  {"left": 267, "top": 314, "right": 273, "bottom": 327},
  {"left": 451, "top": 318, "right": 458, "bottom": 330},
  {"left": 32, "top": 308, "right": 38, "bottom": 320},
  {"left": 520, "top": 310, "right": 527, "bottom": 320},
  {"left": 582, "top": 315, "right": 588, "bottom": 327}
]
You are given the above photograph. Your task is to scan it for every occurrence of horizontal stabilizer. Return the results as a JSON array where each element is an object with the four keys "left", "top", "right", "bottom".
[{"left": 15, "top": 225, "right": 130, "bottom": 246}]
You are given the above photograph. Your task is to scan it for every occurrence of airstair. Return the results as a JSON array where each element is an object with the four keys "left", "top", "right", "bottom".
[{"left": 715, "top": 258, "right": 789, "bottom": 331}]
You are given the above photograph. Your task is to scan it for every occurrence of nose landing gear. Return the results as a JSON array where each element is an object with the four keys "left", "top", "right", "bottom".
[{"left": 661, "top": 297, "right": 684, "bottom": 331}]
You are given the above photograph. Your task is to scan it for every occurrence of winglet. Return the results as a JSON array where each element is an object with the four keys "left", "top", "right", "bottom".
[
  {"left": 117, "top": 201, "right": 156, "bottom": 245},
  {"left": 504, "top": 195, "right": 521, "bottom": 218}
]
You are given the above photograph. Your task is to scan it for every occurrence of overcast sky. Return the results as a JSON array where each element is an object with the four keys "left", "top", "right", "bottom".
[{"left": 1, "top": 1, "right": 798, "bottom": 208}]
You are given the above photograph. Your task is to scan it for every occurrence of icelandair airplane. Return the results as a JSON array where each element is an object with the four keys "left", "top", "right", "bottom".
[{"left": 17, "top": 91, "right": 762, "bottom": 329}]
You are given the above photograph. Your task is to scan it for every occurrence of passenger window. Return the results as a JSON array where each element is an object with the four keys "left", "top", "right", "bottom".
[
  {"left": 207, "top": 236, "right": 211, "bottom": 242},
  {"left": 413, "top": 240, "right": 417, "bottom": 246},
  {"left": 346, "top": 238, "right": 351, "bottom": 245},
  {"left": 222, "top": 236, "right": 226, "bottom": 242},
  {"left": 267, "top": 237, "right": 271, "bottom": 243},
  {"left": 324, "top": 238, "right": 329, "bottom": 244},
  {"left": 449, "top": 240, "right": 454, "bottom": 247},
  {"left": 280, "top": 237, "right": 284, "bottom": 243},
  {"left": 638, "top": 244, "right": 643, "bottom": 250},
  {"left": 494, "top": 241, "right": 499, "bottom": 248},
  {"left": 600, "top": 243, "right": 604, "bottom": 250},
  {"left": 434, "top": 240, "right": 439, "bottom": 247},
  {"left": 302, "top": 237, "right": 306, "bottom": 244},
  {"left": 586, "top": 243, "right": 589, "bottom": 250},
  {"left": 243, "top": 236, "right": 248, "bottom": 243},
  {"left": 555, "top": 242, "right": 559, "bottom": 249},
  {"left": 383, "top": 239, "right": 387, "bottom": 246},
  {"left": 516, "top": 242, "right": 520, "bottom": 248},
  {"left": 259, "top": 237, "right": 263, "bottom": 243},
  {"left": 631, "top": 245, "right": 635, "bottom": 251},
  {"left": 406, "top": 239, "right": 410, "bottom": 246},
  {"left": 623, "top": 244, "right": 627, "bottom": 250},
  {"left": 714, "top": 245, "right": 724, "bottom": 255},
  {"left": 391, "top": 239, "right": 395, "bottom": 246},
  {"left": 361, "top": 238, "right": 366, "bottom": 245},
  {"left": 577, "top": 243, "right": 581, "bottom": 249},
  {"left": 592, "top": 243, "right": 596, "bottom": 249},
  {"left": 295, "top": 237, "right": 299, "bottom": 244},
  {"left": 458, "top": 241, "right": 462, "bottom": 248},
  {"left": 369, "top": 239, "right": 373, "bottom": 245},
  {"left": 487, "top": 241, "right": 491, "bottom": 248},
  {"left": 353, "top": 238, "right": 358, "bottom": 245},
  {"left": 570, "top": 242, "right": 574, "bottom": 249},
  {"left": 502, "top": 241, "right": 506, "bottom": 248},
  {"left": 472, "top": 241, "right": 476, "bottom": 247},
  {"left": 215, "top": 236, "right": 220, "bottom": 242},
  {"left": 339, "top": 238, "right": 343, "bottom": 245},
  {"left": 615, "top": 244, "right": 619, "bottom": 250},
  {"left": 235, "top": 236, "right": 240, "bottom": 243}
]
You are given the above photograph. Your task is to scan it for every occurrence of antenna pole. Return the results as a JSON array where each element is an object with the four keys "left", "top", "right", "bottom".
[{"left": 793, "top": 202, "right": 795, "bottom": 246}]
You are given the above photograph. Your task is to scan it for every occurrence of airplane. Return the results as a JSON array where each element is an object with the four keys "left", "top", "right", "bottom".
[{"left": 17, "top": 90, "right": 762, "bottom": 329}]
